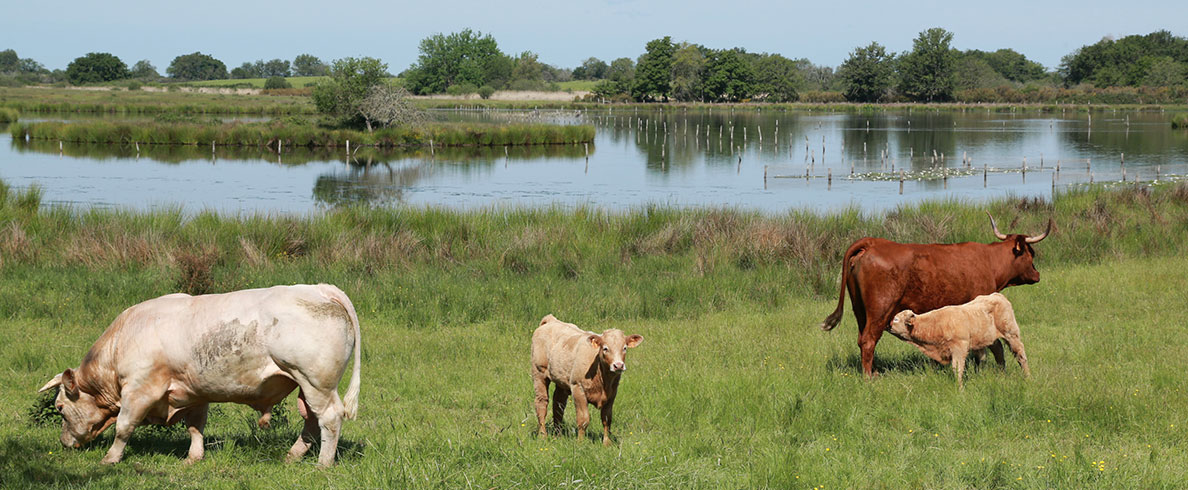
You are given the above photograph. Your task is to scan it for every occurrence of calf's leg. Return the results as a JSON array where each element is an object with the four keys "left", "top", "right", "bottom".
[
  {"left": 184, "top": 404, "right": 209, "bottom": 464},
  {"left": 951, "top": 345, "right": 969, "bottom": 390},
  {"left": 599, "top": 402, "right": 614, "bottom": 446},
  {"left": 533, "top": 374, "right": 550, "bottom": 436},
  {"left": 551, "top": 384, "right": 570, "bottom": 432},
  {"left": 988, "top": 339, "right": 1006, "bottom": 369},
  {"left": 571, "top": 389, "right": 591, "bottom": 441},
  {"left": 1003, "top": 335, "right": 1030, "bottom": 378}
]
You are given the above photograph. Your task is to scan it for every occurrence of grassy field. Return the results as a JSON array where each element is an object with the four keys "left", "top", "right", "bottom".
[
  {"left": 189, "top": 76, "right": 330, "bottom": 89},
  {"left": 1, "top": 182, "right": 1187, "bottom": 487}
]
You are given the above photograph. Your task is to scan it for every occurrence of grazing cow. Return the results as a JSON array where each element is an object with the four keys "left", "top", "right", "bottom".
[
  {"left": 820, "top": 213, "right": 1051, "bottom": 377},
  {"left": 531, "top": 314, "right": 642, "bottom": 446},
  {"left": 888, "top": 292, "right": 1030, "bottom": 388},
  {"left": 38, "top": 284, "right": 362, "bottom": 467}
]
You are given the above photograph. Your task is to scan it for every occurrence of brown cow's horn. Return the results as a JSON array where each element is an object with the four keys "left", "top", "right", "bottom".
[
  {"left": 987, "top": 212, "right": 1008, "bottom": 241},
  {"left": 1025, "top": 218, "right": 1053, "bottom": 244}
]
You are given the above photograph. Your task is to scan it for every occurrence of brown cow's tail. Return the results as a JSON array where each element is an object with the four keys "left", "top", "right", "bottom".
[
  {"left": 820, "top": 240, "right": 866, "bottom": 331},
  {"left": 323, "top": 285, "right": 362, "bottom": 420}
]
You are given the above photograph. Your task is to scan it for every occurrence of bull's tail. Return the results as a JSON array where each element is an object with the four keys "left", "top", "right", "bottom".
[
  {"left": 323, "top": 285, "right": 362, "bottom": 420},
  {"left": 820, "top": 240, "right": 866, "bottom": 331}
]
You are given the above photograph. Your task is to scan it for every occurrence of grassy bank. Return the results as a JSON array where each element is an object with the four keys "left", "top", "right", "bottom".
[
  {"left": 1173, "top": 113, "right": 1188, "bottom": 129},
  {"left": 0, "top": 107, "right": 17, "bottom": 123},
  {"left": 0, "top": 87, "right": 316, "bottom": 115},
  {"left": 1, "top": 182, "right": 1187, "bottom": 487},
  {"left": 10, "top": 121, "right": 595, "bottom": 148}
]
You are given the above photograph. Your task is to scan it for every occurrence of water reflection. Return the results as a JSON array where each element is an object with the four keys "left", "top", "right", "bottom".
[{"left": 2, "top": 110, "right": 1186, "bottom": 214}]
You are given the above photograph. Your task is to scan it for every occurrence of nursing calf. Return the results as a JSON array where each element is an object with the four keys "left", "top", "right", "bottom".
[
  {"left": 39, "top": 284, "right": 362, "bottom": 467},
  {"left": 888, "top": 293, "right": 1030, "bottom": 388},
  {"left": 530, "top": 315, "right": 642, "bottom": 445}
]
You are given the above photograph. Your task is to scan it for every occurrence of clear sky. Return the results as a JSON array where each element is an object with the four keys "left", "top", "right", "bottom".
[{"left": 2, "top": 0, "right": 1184, "bottom": 73}]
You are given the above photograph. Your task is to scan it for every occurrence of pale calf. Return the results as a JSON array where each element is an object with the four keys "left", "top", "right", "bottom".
[
  {"left": 530, "top": 314, "right": 642, "bottom": 445},
  {"left": 889, "top": 292, "right": 1030, "bottom": 388}
]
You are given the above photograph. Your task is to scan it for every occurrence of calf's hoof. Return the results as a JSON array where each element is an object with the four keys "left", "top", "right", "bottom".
[{"left": 602, "top": 438, "right": 612, "bottom": 447}]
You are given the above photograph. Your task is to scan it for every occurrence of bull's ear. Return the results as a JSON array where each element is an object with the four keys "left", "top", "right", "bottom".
[
  {"left": 588, "top": 335, "right": 603, "bottom": 348},
  {"left": 626, "top": 334, "right": 643, "bottom": 348},
  {"left": 61, "top": 369, "right": 79, "bottom": 399},
  {"left": 1013, "top": 237, "right": 1025, "bottom": 256},
  {"left": 38, "top": 373, "right": 63, "bottom": 393}
]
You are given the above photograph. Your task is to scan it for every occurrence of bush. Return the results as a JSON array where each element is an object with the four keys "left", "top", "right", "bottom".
[
  {"left": 446, "top": 83, "right": 478, "bottom": 96},
  {"left": 0, "top": 108, "right": 18, "bottom": 123},
  {"left": 478, "top": 85, "right": 495, "bottom": 99},
  {"left": 1173, "top": 113, "right": 1188, "bottom": 129},
  {"left": 264, "top": 76, "right": 292, "bottom": 90},
  {"left": 126, "top": 80, "right": 142, "bottom": 91}
]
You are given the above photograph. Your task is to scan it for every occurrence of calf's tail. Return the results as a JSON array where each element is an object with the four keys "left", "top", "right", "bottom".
[
  {"left": 324, "top": 286, "right": 362, "bottom": 420},
  {"left": 820, "top": 240, "right": 866, "bottom": 331}
]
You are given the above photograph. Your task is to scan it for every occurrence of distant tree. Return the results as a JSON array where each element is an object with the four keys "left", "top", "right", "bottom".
[
  {"left": 607, "top": 57, "right": 635, "bottom": 83},
  {"left": 703, "top": 48, "right": 754, "bottom": 102},
  {"left": 795, "top": 59, "right": 837, "bottom": 91},
  {"left": 898, "top": 28, "right": 957, "bottom": 102},
  {"left": 751, "top": 53, "right": 802, "bottom": 102},
  {"left": 0, "top": 49, "right": 18, "bottom": 73},
  {"left": 66, "top": 52, "right": 130, "bottom": 85},
  {"left": 261, "top": 59, "right": 291, "bottom": 78},
  {"left": 670, "top": 43, "right": 706, "bottom": 102},
  {"left": 1061, "top": 30, "right": 1188, "bottom": 87},
  {"left": 633, "top": 36, "right": 675, "bottom": 101},
  {"left": 838, "top": 42, "right": 895, "bottom": 102},
  {"left": 573, "top": 57, "right": 608, "bottom": 80},
  {"left": 264, "top": 76, "right": 291, "bottom": 89},
  {"left": 230, "top": 63, "right": 254, "bottom": 79},
  {"left": 19, "top": 58, "right": 46, "bottom": 74},
  {"left": 312, "top": 57, "right": 389, "bottom": 127},
  {"left": 167, "top": 52, "right": 228, "bottom": 81},
  {"left": 358, "top": 84, "right": 424, "bottom": 131},
  {"left": 292, "top": 54, "right": 328, "bottom": 77},
  {"left": 1143, "top": 56, "right": 1188, "bottom": 86},
  {"left": 973, "top": 49, "right": 1046, "bottom": 82},
  {"left": 404, "top": 28, "right": 509, "bottom": 94},
  {"left": 510, "top": 51, "right": 545, "bottom": 89},
  {"left": 130, "top": 60, "right": 159, "bottom": 79},
  {"left": 954, "top": 56, "right": 1010, "bottom": 90}
]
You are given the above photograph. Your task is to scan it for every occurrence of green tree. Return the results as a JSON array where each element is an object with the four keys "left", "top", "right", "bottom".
[
  {"left": 129, "top": 60, "right": 159, "bottom": 79},
  {"left": 404, "top": 28, "right": 509, "bottom": 94},
  {"left": 261, "top": 59, "right": 291, "bottom": 78},
  {"left": 1143, "top": 56, "right": 1188, "bottom": 86},
  {"left": 167, "top": 52, "right": 228, "bottom": 81},
  {"left": 293, "top": 54, "right": 328, "bottom": 76},
  {"left": 751, "top": 53, "right": 802, "bottom": 102},
  {"left": 670, "top": 43, "right": 706, "bottom": 102},
  {"left": 703, "top": 49, "right": 754, "bottom": 102},
  {"left": 1061, "top": 30, "right": 1188, "bottom": 87},
  {"left": 311, "top": 57, "right": 389, "bottom": 128},
  {"left": 838, "top": 42, "right": 895, "bottom": 102},
  {"left": 607, "top": 57, "right": 635, "bottom": 82},
  {"left": 898, "top": 27, "right": 957, "bottom": 102},
  {"left": 573, "top": 57, "right": 608, "bottom": 80},
  {"left": 510, "top": 51, "right": 545, "bottom": 90},
  {"left": 66, "top": 52, "right": 130, "bottom": 85},
  {"left": 954, "top": 56, "right": 1009, "bottom": 90},
  {"left": 0, "top": 49, "right": 18, "bottom": 73},
  {"left": 264, "top": 76, "right": 291, "bottom": 89},
  {"left": 632, "top": 36, "right": 675, "bottom": 101}
]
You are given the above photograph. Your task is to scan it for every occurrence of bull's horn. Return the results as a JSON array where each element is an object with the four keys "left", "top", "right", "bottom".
[
  {"left": 38, "top": 373, "right": 63, "bottom": 393},
  {"left": 1025, "top": 218, "right": 1053, "bottom": 244},
  {"left": 987, "top": 212, "right": 1008, "bottom": 241}
]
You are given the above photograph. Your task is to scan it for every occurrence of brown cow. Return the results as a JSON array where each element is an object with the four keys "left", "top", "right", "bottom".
[
  {"left": 531, "top": 314, "right": 642, "bottom": 446},
  {"left": 888, "top": 293, "right": 1030, "bottom": 388},
  {"left": 820, "top": 213, "right": 1050, "bottom": 377}
]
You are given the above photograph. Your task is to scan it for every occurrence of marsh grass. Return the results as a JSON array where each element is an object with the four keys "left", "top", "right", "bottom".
[
  {"left": 0, "top": 107, "right": 17, "bottom": 123},
  {"left": 10, "top": 121, "right": 595, "bottom": 148},
  {"left": 2, "top": 182, "right": 1188, "bottom": 487},
  {"left": 1172, "top": 113, "right": 1188, "bottom": 129}
]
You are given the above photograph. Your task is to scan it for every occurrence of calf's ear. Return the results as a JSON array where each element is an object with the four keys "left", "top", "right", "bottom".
[
  {"left": 588, "top": 335, "right": 603, "bottom": 348},
  {"left": 626, "top": 334, "right": 643, "bottom": 348},
  {"left": 905, "top": 315, "right": 916, "bottom": 332},
  {"left": 38, "top": 373, "right": 63, "bottom": 393}
]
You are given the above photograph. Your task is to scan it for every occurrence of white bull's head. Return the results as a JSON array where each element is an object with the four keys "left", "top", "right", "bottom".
[{"left": 39, "top": 369, "right": 117, "bottom": 448}]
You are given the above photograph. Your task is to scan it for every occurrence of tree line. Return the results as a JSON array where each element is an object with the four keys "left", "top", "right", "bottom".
[{"left": 2, "top": 27, "right": 1186, "bottom": 102}]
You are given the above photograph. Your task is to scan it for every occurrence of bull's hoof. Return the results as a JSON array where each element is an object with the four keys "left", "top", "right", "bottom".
[
  {"left": 284, "top": 452, "right": 302, "bottom": 463},
  {"left": 100, "top": 455, "right": 121, "bottom": 465},
  {"left": 183, "top": 456, "right": 203, "bottom": 465}
]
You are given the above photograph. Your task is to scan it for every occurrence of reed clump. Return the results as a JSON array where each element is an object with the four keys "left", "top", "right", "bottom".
[
  {"left": 0, "top": 107, "right": 17, "bottom": 123},
  {"left": 1172, "top": 113, "right": 1188, "bottom": 129},
  {"left": 9, "top": 121, "right": 595, "bottom": 148}
]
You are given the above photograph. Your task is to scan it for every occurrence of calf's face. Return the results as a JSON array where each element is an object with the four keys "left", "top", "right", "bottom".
[
  {"left": 889, "top": 311, "right": 916, "bottom": 339},
  {"left": 589, "top": 329, "right": 643, "bottom": 372},
  {"left": 39, "top": 369, "right": 116, "bottom": 448}
]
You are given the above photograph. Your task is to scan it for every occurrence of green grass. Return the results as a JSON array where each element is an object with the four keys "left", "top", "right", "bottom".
[
  {"left": 10, "top": 121, "right": 596, "bottom": 148},
  {"left": 558, "top": 80, "right": 599, "bottom": 92},
  {"left": 0, "top": 87, "right": 316, "bottom": 115},
  {"left": 1173, "top": 113, "right": 1188, "bottom": 129},
  {"left": 0, "top": 107, "right": 17, "bottom": 123},
  {"left": 189, "top": 76, "right": 330, "bottom": 89},
  {"left": 1, "top": 183, "right": 1187, "bottom": 487}
]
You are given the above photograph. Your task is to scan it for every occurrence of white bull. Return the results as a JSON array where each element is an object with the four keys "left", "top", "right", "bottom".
[{"left": 39, "top": 284, "right": 362, "bottom": 467}]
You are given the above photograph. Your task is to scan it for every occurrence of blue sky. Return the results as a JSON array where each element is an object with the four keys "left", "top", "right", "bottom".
[{"left": 2, "top": 0, "right": 1183, "bottom": 73}]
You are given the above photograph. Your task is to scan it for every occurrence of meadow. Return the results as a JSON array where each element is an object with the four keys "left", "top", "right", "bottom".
[{"left": 1, "top": 180, "right": 1187, "bottom": 487}]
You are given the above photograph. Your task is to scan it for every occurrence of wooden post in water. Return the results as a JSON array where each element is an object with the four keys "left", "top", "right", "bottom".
[
  {"left": 984, "top": 164, "right": 988, "bottom": 187},
  {"left": 899, "top": 170, "right": 904, "bottom": 195},
  {"left": 346, "top": 140, "right": 350, "bottom": 156}
]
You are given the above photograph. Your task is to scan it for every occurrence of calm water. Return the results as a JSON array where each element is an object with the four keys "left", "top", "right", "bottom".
[{"left": 2, "top": 109, "right": 1186, "bottom": 214}]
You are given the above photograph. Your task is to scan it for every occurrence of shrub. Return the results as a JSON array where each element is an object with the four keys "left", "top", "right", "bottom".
[
  {"left": 1173, "top": 113, "right": 1188, "bottom": 129},
  {"left": 126, "top": 80, "right": 142, "bottom": 91},
  {"left": 0, "top": 108, "right": 18, "bottom": 123},
  {"left": 264, "top": 76, "right": 292, "bottom": 90},
  {"left": 478, "top": 85, "right": 495, "bottom": 99},
  {"left": 446, "top": 83, "right": 478, "bottom": 96}
]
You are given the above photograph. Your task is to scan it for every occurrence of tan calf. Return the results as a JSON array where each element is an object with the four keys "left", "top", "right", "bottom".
[
  {"left": 889, "top": 292, "right": 1030, "bottom": 388},
  {"left": 530, "top": 314, "right": 642, "bottom": 445}
]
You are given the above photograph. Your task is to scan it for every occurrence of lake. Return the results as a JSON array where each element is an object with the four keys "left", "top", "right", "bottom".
[{"left": 2, "top": 109, "right": 1186, "bottom": 214}]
